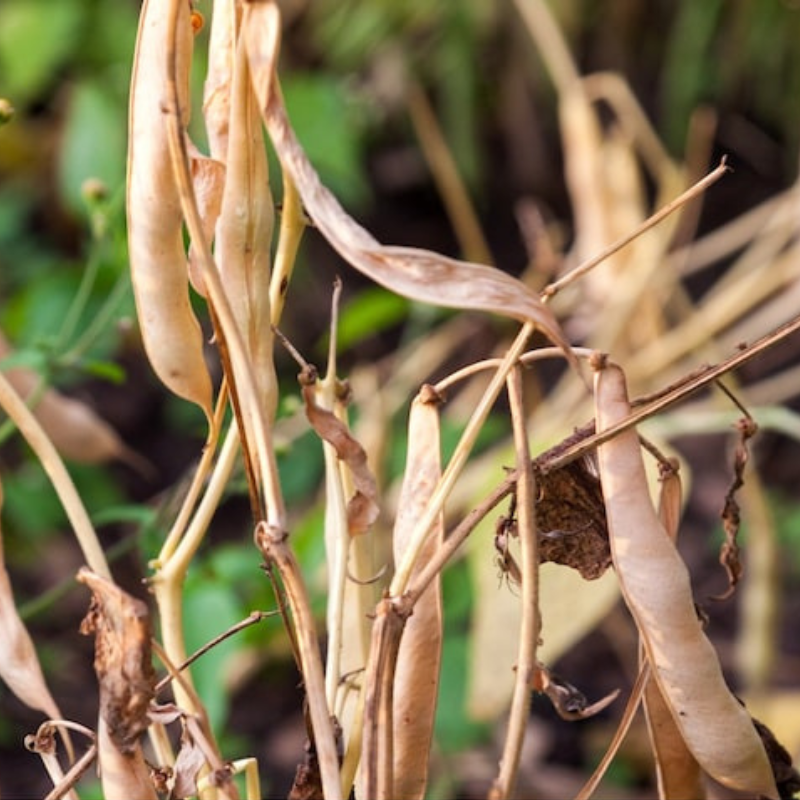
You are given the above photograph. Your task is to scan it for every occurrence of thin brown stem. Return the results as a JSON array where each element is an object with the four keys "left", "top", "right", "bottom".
[
  {"left": 540, "top": 313, "right": 800, "bottom": 472},
  {"left": 490, "top": 366, "right": 539, "bottom": 800},
  {"left": 155, "top": 611, "right": 276, "bottom": 694},
  {"left": 542, "top": 158, "right": 730, "bottom": 299}
]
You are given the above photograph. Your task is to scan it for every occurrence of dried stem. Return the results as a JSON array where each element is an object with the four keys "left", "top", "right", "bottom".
[
  {"left": 361, "top": 599, "right": 406, "bottom": 800},
  {"left": 490, "top": 365, "right": 540, "bottom": 800},
  {"left": 406, "top": 79, "right": 492, "bottom": 265},
  {"left": 163, "top": 4, "right": 284, "bottom": 529},
  {"left": 254, "top": 523, "right": 343, "bottom": 800},
  {"left": 391, "top": 322, "right": 534, "bottom": 595},
  {"left": 542, "top": 313, "right": 800, "bottom": 472},
  {"left": 542, "top": 158, "right": 730, "bottom": 299},
  {"left": 42, "top": 743, "right": 97, "bottom": 800},
  {"left": 152, "top": 422, "right": 240, "bottom": 718}
]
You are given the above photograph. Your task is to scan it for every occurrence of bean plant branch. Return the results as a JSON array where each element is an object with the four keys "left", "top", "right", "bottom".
[{"left": 490, "top": 365, "right": 540, "bottom": 800}]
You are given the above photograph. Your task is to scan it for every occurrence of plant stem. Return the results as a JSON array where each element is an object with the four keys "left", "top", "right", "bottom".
[
  {"left": 490, "top": 365, "right": 540, "bottom": 799},
  {"left": 391, "top": 323, "right": 534, "bottom": 595},
  {"left": 255, "top": 522, "right": 343, "bottom": 800}
]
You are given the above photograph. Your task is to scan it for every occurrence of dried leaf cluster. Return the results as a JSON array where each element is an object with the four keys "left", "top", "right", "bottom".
[{"left": 1, "top": 1, "right": 799, "bottom": 799}]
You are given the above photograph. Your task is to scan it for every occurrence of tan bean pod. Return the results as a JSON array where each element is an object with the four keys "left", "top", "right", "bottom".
[
  {"left": 593, "top": 360, "right": 777, "bottom": 798},
  {"left": 127, "top": 0, "right": 213, "bottom": 421}
]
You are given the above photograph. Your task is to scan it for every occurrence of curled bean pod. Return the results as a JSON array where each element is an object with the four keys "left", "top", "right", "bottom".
[
  {"left": 593, "top": 358, "right": 776, "bottom": 799},
  {"left": 127, "top": 0, "right": 213, "bottom": 421}
]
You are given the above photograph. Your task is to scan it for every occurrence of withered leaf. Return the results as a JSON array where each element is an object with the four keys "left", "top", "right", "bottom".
[
  {"left": 300, "top": 376, "right": 378, "bottom": 535},
  {"left": 714, "top": 415, "right": 757, "bottom": 600},
  {"left": 243, "top": 3, "right": 577, "bottom": 371},
  {"left": 171, "top": 721, "right": 208, "bottom": 800},
  {"left": 533, "top": 457, "right": 611, "bottom": 580},
  {"left": 533, "top": 663, "right": 619, "bottom": 721},
  {"left": 78, "top": 568, "right": 155, "bottom": 754}
]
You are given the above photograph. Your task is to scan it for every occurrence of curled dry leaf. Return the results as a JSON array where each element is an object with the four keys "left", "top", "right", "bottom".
[
  {"left": 243, "top": 3, "right": 576, "bottom": 369},
  {"left": 534, "top": 457, "right": 610, "bottom": 580},
  {"left": 78, "top": 568, "right": 157, "bottom": 800},
  {"left": 170, "top": 720, "right": 208, "bottom": 799},
  {"left": 127, "top": 0, "right": 213, "bottom": 420},
  {"left": 592, "top": 358, "right": 777, "bottom": 799},
  {"left": 715, "top": 415, "right": 758, "bottom": 600},
  {"left": 0, "top": 479, "right": 63, "bottom": 724},
  {"left": 392, "top": 385, "right": 444, "bottom": 800},
  {"left": 532, "top": 663, "right": 619, "bottom": 722},
  {"left": 187, "top": 143, "right": 225, "bottom": 297},
  {"left": 300, "top": 369, "right": 379, "bottom": 535}
]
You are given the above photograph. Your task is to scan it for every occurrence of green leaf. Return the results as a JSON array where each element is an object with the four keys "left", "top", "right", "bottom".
[
  {"left": 330, "top": 287, "right": 410, "bottom": 353},
  {"left": 434, "top": 561, "right": 491, "bottom": 751},
  {"left": 2, "top": 270, "right": 81, "bottom": 347},
  {"left": 58, "top": 79, "right": 127, "bottom": 215},
  {"left": 77, "top": 358, "right": 126, "bottom": 384},
  {"left": 2, "top": 465, "right": 63, "bottom": 546},
  {"left": 182, "top": 576, "right": 243, "bottom": 734},
  {"left": 0, "top": 0, "right": 86, "bottom": 103},
  {"left": 91, "top": 503, "right": 156, "bottom": 529},
  {"left": 282, "top": 74, "right": 371, "bottom": 207}
]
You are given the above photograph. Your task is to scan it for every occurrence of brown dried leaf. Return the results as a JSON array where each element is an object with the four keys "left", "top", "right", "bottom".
[
  {"left": 392, "top": 386, "right": 444, "bottom": 800},
  {"left": 288, "top": 744, "right": 324, "bottom": 800},
  {"left": 534, "top": 457, "right": 610, "bottom": 580},
  {"left": 77, "top": 569, "right": 155, "bottom": 756},
  {"left": 300, "top": 371, "right": 378, "bottom": 535},
  {"left": 714, "top": 415, "right": 757, "bottom": 600},
  {"left": 79, "top": 568, "right": 157, "bottom": 799},
  {"left": 187, "top": 144, "right": 225, "bottom": 297},
  {"left": 243, "top": 4, "right": 575, "bottom": 368},
  {"left": 592, "top": 358, "right": 777, "bottom": 799},
  {"left": 127, "top": 0, "right": 213, "bottom": 420},
  {"left": 533, "top": 663, "right": 619, "bottom": 721},
  {"left": 0, "top": 480, "right": 63, "bottom": 722},
  {"left": 171, "top": 721, "right": 208, "bottom": 800}
]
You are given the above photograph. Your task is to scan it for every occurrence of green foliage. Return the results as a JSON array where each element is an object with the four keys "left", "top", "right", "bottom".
[
  {"left": 435, "top": 559, "right": 492, "bottom": 751},
  {"left": 330, "top": 287, "right": 410, "bottom": 354},
  {"left": 0, "top": 0, "right": 88, "bottom": 102},
  {"left": 59, "top": 80, "right": 127, "bottom": 215},
  {"left": 282, "top": 74, "right": 372, "bottom": 207},
  {"left": 183, "top": 568, "right": 244, "bottom": 734}
]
